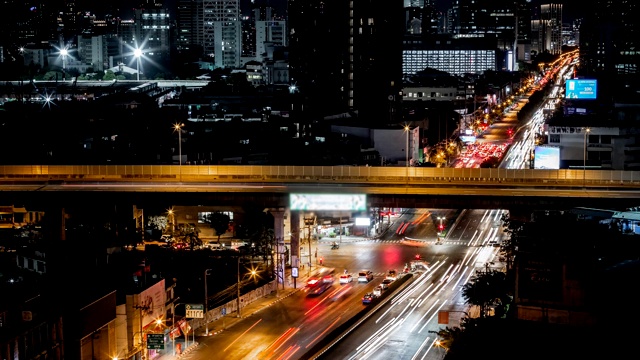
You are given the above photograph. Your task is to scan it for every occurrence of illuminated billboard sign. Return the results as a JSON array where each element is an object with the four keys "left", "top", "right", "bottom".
[
  {"left": 534, "top": 146, "right": 560, "bottom": 169},
  {"left": 290, "top": 194, "right": 367, "bottom": 211},
  {"left": 565, "top": 79, "right": 597, "bottom": 100}
]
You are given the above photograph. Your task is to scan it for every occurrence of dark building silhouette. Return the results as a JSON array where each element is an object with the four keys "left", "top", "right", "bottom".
[{"left": 287, "top": 0, "right": 404, "bottom": 124}]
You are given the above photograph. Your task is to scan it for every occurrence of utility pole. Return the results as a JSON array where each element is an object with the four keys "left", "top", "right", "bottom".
[{"left": 133, "top": 304, "right": 150, "bottom": 360}]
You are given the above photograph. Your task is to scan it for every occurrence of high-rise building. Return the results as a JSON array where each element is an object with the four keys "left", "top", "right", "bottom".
[
  {"left": 450, "top": 0, "right": 518, "bottom": 71},
  {"left": 133, "top": 3, "right": 171, "bottom": 70},
  {"left": 176, "top": 0, "right": 203, "bottom": 52},
  {"left": 579, "top": 0, "right": 639, "bottom": 78},
  {"left": 288, "top": 0, "right": 404, "bottom": 123},
  {"left": 202, "top": 0, "right": 242, "bottom": 68},
  {"left": 516, "top": 0, "right": 532, "bottom": 62},
  {"left": 540, "top": 3, "right": 563, "bottom": 55}
]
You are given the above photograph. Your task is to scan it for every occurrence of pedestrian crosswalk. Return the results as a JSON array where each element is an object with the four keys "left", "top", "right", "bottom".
[{"left": 322, "top": 238, "right": 469, "bottom": 246}]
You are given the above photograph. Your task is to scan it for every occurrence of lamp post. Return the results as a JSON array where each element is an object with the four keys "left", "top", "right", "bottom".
[
  {"left": 204, "top": 269, "right": 212, "bottom": 335},
  {"left": 404, "top": 125, "right": 410, "bottom": 168},
  {"left": 134, "top": 48, "right": 142, "bottom": 81},
  {"left": 237, "top": 256, "right": 242, "bottom": 318},
  {"left": 60, "top": 48, "right": 68, "bottom": 80},
  {"left": 583, "top": 127, "right": 590, "bottom": 186},
  {"left": 173, "top": 123, "right": 184, "bottom": 181}
]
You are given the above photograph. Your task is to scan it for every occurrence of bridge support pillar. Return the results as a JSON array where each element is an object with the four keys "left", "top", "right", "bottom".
[
  {"left": 290, "top": 210, "right": 300, "bottom": 267},
  {"left": 43, "top": 206, "right": 66, "bottom": 241}
]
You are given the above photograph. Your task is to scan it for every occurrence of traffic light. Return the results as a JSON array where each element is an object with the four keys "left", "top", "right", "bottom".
[
  {"left": 438, "top": 224, "right": 444, "bottom": 231},
  {"left": 415, "top": 254, "right": 421, "bottom": 260}
]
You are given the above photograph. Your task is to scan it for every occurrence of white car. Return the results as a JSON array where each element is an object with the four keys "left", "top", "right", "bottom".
[{"left": 339, "top": 274, "right": 353, "bottom": 284}]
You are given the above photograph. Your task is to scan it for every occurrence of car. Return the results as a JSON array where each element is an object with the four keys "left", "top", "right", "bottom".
[
  {"left": 381, "top": 278, "right": 393, "bottom": 288},
  {"left": 339, "top": 274, "right": 353, "bottom": 284},
  {"left": 386, "top": 269, "right": 397, "bottom": 281},
  {"left": 358, "top": 270, "right": 374, "bottom": 283},
  {"left": 373, "top": 285, "right": 384, "bottom": 297},
  {"left": 362, "top": 293, "right": 375, "bottom": 305}
]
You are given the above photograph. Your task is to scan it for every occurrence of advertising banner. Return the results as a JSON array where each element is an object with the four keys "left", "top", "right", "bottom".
[
  {"left": 177, "top": 319, "right": 191, "bottom": 335},
  {"left": 169, "top": 327, "right": 182, "bottom": 340},
  {"left": 290, "top": 194, "right": 367, "bottom": 211},
  {"left": 534, "top": 146, "right": 560, "bottom": 169},
  {"left": 139, "top": 279, "right": 166, "bottom": 329},
  {"left": 565, "top": 79, "right": 597, "bottom": 100}
]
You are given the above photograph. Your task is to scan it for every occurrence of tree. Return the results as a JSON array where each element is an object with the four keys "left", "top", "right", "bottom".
[
  {"left": 103, "top": 70, "right": 116, "bottom": 81},
  {"left": 204, "top": 212, "right": 230, "bottom": 244},
  {"left": 147, "top": 215, "right": 168, "bottom": 232},
  {"left": 176, "top": 223, "right": 202, "bottom": 250},
  {"left": 461, "top": 270, "right": 510, "bottom": 318}
]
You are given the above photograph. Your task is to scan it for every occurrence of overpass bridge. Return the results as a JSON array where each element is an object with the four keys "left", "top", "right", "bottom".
[{"left": 1, "top": 165, "right": 640, "bottom": 210}]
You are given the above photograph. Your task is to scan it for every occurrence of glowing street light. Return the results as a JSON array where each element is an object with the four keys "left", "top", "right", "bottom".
[
  {"left": 583, "top": 127, "right": 591, "bottom": 186},
  {"left": 134, "top": 48, "right": 143, "bottom": 81},
  {"left": 204, "top": 269, "right": 212, "bottom": 335},
  {"left": 403, "top": 125, "right": 410, "bottom": 168},
  {"left": 60, "top": 48, "right": 68, "bottom": 70},
  {"left": 173, "top": 123, "right": 184, "bottom": 181}
]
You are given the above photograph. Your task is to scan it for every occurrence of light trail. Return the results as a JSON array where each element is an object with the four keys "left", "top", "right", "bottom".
[{"left": 223, "top": 318, "right": 263, "bottom": 352}]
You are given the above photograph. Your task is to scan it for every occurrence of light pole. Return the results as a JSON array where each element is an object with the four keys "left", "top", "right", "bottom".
[
  {"left": 134, "top": 48, "right": 142, "bottom": 81},
  {"left": 583, "top": 127, "right": 590, "bottom": 186},
  {"left": 173, "top": 123, "right": 184, "bottom": 181},
  {"left": 60, "top": 48, "right": 68, "bottom": 80},
  {"left": 204, "top": 269, "right": 212, "bottom": 335},
  {"left": 404, "top": 125, "right": 410, "bottom": 168},
  {"left": 237, "top": 256, "right": 242, "bottom": 318}
]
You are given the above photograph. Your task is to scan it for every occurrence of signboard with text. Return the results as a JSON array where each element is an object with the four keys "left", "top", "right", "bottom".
[
  {"left": 147, "top": 333, "right": 164, "bottom": 350},
  {"left": 290, "top": 194, "right": 366, "bottom": 211},
  {"left": 185, "top": 304, "right": 204, "bottom": 318},
  {"left": 565, "top": 79, "right": 597, "bottom": 100}
]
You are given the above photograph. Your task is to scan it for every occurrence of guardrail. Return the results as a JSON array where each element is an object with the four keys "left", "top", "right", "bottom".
[{"left": 1, "top": 165, "right": 640, "bottom": 188}]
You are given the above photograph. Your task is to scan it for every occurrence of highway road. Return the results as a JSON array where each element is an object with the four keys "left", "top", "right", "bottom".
[
  {"left": 317, "top": 209, "right": 507, "bottom": 360},
  {"left": 174, "top": 209, "right": 506, "bottom": 360}
]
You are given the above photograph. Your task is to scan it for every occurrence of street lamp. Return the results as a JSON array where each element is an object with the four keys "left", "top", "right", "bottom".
[
  {"left": 60, "top": 48, "right": 68, "bottom": 70},
  {"left": 173, "top": 123, "right": 184, "bottom": 181},
  {"left": 403, "top": 125, "right": 410, "bottom": 168},
  {"left": 134, "top": 48, "right": 142, "bottom": 81},
  {"left": 234, "top": 257, "right": 259, "bottom": 319},
  {"left": 583, "top": 127, "right": 590, "bottom": 186},
  {"left": 237, "top": 256, "right": 242, "bottom": 318},
  {"left": 204, "top": 269, "right": 212, "bottom": 335}
]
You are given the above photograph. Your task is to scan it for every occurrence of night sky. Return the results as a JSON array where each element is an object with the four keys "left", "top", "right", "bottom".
[{"left": 78, "top": 0, "right": 581, "bottom": 23}]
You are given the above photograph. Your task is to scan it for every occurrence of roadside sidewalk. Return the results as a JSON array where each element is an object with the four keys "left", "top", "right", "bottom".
[{"left": 155, "top": 264, "right": 326, "bottom": 360}]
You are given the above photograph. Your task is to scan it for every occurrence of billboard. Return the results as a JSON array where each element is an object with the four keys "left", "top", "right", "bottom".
[
  {"left": 290, "top": 194, "right": 367, "bottom": 211},
  {"left": 565, "top": 79, "right": 597, "bottom": 100},
  {"left": 534, "top": 146, "right": 560, "bottom": 169},
  {"left": 139, "top": 279, "right": 166, "bottom": 328}
]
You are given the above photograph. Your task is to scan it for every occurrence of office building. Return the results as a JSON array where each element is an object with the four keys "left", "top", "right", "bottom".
[
  {"left": 288, "top": 0, "right": 404, "bottom": 123},
  {"left": 539, "top": 3, "right": 563, "bottom": 55}
]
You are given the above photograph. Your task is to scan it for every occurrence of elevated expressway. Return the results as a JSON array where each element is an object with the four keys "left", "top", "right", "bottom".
[{"left": 2, "top": 165, "right": 640, "bottom": 210}]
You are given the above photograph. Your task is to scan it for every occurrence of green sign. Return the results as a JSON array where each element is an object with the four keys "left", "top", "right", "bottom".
[{"left": 147, "top": 333, "right": 164, "bottom": 350}]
